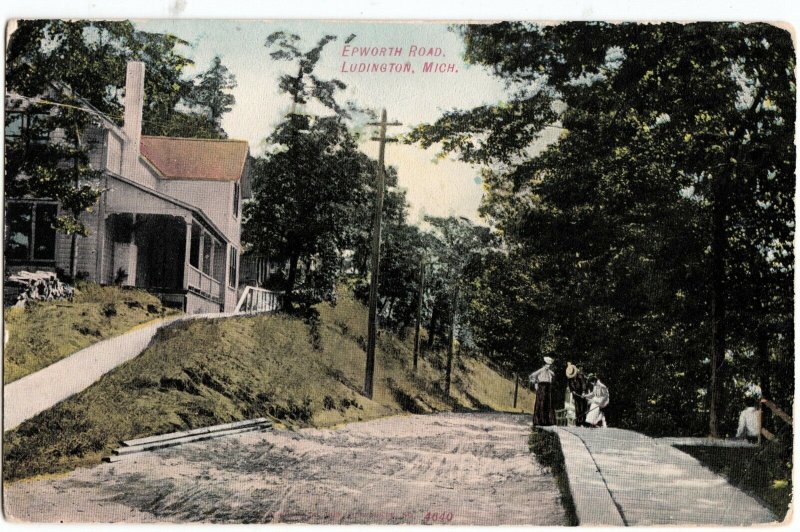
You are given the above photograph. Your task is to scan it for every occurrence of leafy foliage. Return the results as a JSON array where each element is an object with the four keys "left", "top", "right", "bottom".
[
  {"left": 409, "top": 22, "right": 795, "bottom": 436},
  {"left": 186, "top": 55, "right": 237, "bottom": 136},
  {"left": 244, "top": 32, "right": 387, "bottom": 310},
  {"left": 353, "top": 222, "right": 428, "bottom": 333},
  {"left": 265, "top": 31, "right": 354, "bottom": 117},
  {"left": 243, "top": 114, "right": 372, "bottom": 308}
]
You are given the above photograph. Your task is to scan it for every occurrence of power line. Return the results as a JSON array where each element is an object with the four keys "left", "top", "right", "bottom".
[
  {"left": 5, "top": 92, "right": 217, "bottom": 132},
  {"left": 6, "top": 92, "right": 114, "bottom": 120},
  {"left": 8, "top": 92, "right": 569, "bottom": 138}
]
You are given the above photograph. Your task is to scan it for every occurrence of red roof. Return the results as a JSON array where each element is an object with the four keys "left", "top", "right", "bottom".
[{"left": 140, "top": 136, "right": 249, "bottom": 181}]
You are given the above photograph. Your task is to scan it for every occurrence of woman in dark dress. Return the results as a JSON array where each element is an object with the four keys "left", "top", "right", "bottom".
[
  {"left": 529, "top": 356, "right": 556, "bottom": 426},
  {"left": 566, "top": 362, "right": 590, "bottom": 426}
]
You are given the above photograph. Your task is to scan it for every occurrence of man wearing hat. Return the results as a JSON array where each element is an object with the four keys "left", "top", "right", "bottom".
[
  {"left": 529, "top": 356, "right": 556, "bottom": 426},
  {"left": 566, "top": 362, "right": 590, "bottom": 427}
]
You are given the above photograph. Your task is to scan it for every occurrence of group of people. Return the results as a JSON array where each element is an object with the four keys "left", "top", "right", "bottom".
[{"left": 528, "top": 356, "right": 610, "bottom": 428}]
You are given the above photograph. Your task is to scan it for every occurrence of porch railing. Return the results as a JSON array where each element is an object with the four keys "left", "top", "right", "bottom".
[
  {"left": 187, "top": 265, "right": 222, "bottom": 302},
  {"left": 235, "top": 286, "right": 283, "bottom": 314}
]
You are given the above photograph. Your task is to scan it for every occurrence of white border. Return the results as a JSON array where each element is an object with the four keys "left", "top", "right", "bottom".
[
  {"left": 0, "top": 0, "right": 799, "bottom": 22},
  {"left": 2, "top": 2, "right": 798, "bottom": 532}
]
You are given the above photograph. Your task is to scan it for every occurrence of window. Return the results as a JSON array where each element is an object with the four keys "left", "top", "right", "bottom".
[
  {"left": 4, "top": 112, "right": 50, "bottom": 143},
  {"left": 228, "top": 247, "right": 238, "bottom": 288},
  {"left": 33, "top": 204, "right": 57, "bottom": 259},
  {"left": 233, "top": 182, "right": 240, "bottom": 218},
  {"left": 5, "top": 202, "right": 32, "bottom": 260},
  {"left": 5, "top": 201, "right": 58, "bottom": 262},
  {"left": 5, "top": 112, "right": 24, "bottom": 138}
]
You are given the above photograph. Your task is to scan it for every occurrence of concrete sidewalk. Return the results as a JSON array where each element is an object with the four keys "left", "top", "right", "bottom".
[
  {"left": 657, "top": 436, "right": 758, "bottom": 448},
  {"left": 3, "top": 312, "right": 245, "bottom": 432},
  {"left": 546, "top": 426, "right": 777, "bottom": 526}
]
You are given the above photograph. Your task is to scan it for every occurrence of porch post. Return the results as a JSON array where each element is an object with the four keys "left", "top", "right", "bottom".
[
  {"left": 183, "top": 217, "right": 192, "bottom": 290},
  {"left": 94, "top": 176, "right": 108, "bottom": 284},
  {"left": 210, "top": 239, "right": 216, "bottom": 280}
]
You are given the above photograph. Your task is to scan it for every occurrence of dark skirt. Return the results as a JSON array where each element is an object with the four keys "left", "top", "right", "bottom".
[
  {"left": 532, "top": 381, "right": 556, "bottom": 426},
  {"left": 568, "top": 374, "right": 590, "bottom": 426},
  {"left": 574, "top": 395, "right": 589, "bottom": 426}
]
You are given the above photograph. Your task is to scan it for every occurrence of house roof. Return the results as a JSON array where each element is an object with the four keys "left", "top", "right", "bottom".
[{"left": 140, "top": 136, "right": 249, "bottom": 181}]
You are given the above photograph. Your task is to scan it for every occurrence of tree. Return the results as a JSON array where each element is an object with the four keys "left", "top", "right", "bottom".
[
  {"left": 264, "top": 31, "right": 356, "bottom": 117},
  {"left": 188, "top": 55, "right": 237, "bottom": 136},
  {"left": 468, "top": 248, "right": 550, "bottom": 377},
  {"left": 424, "top": 216, "right": 496, "bottom": 393},
  {"left": 353, "top": 217, "right": 437, "bottom": 335},
  {"left": 409, "top": 22, "right": 794, "bottom": 435},
  {"left": 144, "top": 110, "right": 228, "bottom": 140},
  {"left": 243, "top": 114, "right": 371, "bottom": 308},
  {"left": 348, "top": 165, "right": 408, "bottom": 276},
  {"left": 243, "top": 31, "right": 379, "bottom": 310}
]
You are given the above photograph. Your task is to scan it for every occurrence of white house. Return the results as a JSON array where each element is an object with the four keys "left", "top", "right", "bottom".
[{"left": 4, "top": 62, "right": 251, "bottom": 313}]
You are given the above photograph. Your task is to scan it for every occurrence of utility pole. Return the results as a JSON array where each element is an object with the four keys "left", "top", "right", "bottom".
[
  {"left": 364, "top": 109, "right": 401, "bottom": 399},
  {"left": 412, "top": 261, "right": 425, "bottom": 372}
]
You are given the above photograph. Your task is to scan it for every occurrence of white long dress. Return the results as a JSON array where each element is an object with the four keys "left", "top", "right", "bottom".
[{"left": 583, "top": 380, "right": 609, "bottom": 427}]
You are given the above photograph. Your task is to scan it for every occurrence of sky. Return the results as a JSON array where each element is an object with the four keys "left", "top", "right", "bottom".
[{"left": 133, "top": 20, "right": 556, "bottom": 225}]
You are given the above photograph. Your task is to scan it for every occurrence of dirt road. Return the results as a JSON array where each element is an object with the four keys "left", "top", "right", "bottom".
[{"left": 4, "top": 412, "right": 565, "bottom": 525}]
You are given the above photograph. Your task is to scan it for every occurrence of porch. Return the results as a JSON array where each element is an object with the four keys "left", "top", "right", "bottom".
[{"left": 105, "top": 213, "right": 232, "bottom": 313}]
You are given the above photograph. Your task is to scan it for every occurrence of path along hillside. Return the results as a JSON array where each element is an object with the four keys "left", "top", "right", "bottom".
[
  {"left": 3, "top": 289, "right": 533, "bottom": 481},
  {"left": 3, "top": 283, "right": 179, "bottom": 384}
]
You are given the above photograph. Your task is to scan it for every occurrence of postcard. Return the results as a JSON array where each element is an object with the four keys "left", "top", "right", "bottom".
[{"left": 2, "top": 16, "right": 794, "bottom": 526}]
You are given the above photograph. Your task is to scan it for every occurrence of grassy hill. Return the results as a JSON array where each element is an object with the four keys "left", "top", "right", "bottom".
[
  {"left": 3, "top": 283, "right": 179, "bottom": 384},
  {"left": 3, "top": 290, "right": 534, "bottom": 482}
]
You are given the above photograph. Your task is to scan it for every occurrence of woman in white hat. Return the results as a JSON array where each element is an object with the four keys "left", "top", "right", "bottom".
[
  {"left": 566, "top": 362, "right": 590, "bottom": 426},
  {"left": 529, "top": 356, "right": 556, "bottom": 426}
]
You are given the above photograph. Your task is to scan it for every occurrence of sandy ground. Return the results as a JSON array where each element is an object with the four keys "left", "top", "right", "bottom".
[{"left": 4, "top": 412, "right": 566, "bottom": 525}]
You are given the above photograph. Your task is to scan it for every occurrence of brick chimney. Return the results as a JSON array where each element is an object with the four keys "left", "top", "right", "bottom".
[{"left": 122, "top": 61, "right": 145, "bottom": 170}]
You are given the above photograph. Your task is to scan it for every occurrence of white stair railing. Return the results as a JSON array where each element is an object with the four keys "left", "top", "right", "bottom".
[{"left": 235, "top": 286, "right": 283, "bottom": 314}]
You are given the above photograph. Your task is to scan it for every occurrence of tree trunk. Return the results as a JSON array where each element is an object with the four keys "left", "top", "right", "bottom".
[
  {"left": 513, "top": 373, "right": 519, "bottom": 409},
  {"left": 413, "top": 263, "right": 425, "bottom": 371},
  {"left": 427, "top": 302, "right": 439, "bottom": 350},
  {"left": 69, "top": 233, "right": 79, "bottom": 279},
  {"left": 709, "top": 174, "right": 728, "bottom": 438},
  {"left": 445, "top": 285, "right": 459, "bottom": 395},
  {"left": 756, "top": 325, "right": 772, "bottom": 432},
  {"left": 285, "top": 252, "right": 299, "bottom": 309},
  {"left": 708, "top": 88, "right": 763, "bottom": 438}
]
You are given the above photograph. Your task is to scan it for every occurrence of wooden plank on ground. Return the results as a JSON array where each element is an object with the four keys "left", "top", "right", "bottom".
[
  {"left": 122, "top": 417, "right": 270, "bottom": 447},
  {"left": 106, "top": 423, "right": 271, "bottom": 461}
]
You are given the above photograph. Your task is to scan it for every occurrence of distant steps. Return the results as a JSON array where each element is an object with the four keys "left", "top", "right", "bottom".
[{"left": 104, "top": 417, "right": 272, "bottom": 462}]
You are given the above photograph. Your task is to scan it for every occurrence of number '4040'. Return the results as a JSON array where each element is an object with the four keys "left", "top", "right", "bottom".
[{"left": 424, "top": 512, "right": 454, "bottom": 522}]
